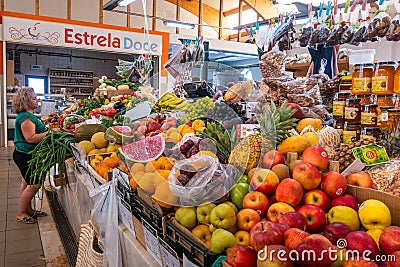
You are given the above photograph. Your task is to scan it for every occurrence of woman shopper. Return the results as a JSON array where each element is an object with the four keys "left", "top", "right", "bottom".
[{"left": 12, "top": 87, "right": 48, "bottom": 224}]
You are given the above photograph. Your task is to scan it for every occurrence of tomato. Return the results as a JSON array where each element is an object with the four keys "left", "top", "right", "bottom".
[{"left": 105, "top": 108, "right": 117, "bottom": 116}]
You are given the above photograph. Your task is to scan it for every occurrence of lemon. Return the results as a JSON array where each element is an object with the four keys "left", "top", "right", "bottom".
[{"left": 302, "top": 132, "right": 319, "bottom": 145}]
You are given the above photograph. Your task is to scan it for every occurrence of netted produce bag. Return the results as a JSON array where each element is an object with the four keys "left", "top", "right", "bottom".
[
  {"left": 365, "top": 160, "right": 400, "bottom": 195},
  {"left": 168, "top": 154, "right": 240, "bottom": 206},
  {"left": 309, "top": 23, "right": 331, "bottom": 47}
]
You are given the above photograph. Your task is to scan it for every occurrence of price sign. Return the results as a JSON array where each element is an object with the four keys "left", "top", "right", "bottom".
[
  {"left": 159, "top": 238, "right": 180, "bottom": 267},
  {"left": 352, "top": 145, "right": 390, "bottom": 166},
  {"left": 142, "top": 219, "right": 162, "bottom": 266},
  {"left": 118, "top": 197, "right": 135, "bottom": 237}
]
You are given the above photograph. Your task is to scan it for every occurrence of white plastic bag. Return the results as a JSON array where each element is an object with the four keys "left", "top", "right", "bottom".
[{"left": 89, "top": 179, "right": 121, "bottom": 267}]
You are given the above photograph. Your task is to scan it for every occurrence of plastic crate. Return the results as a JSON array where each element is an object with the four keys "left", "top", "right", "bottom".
[
  {"left": 134, "top": 193, "right": 165, "bottom": 238},
  {"left": 165, "top": 217, "right": 220, "bottom": 267}
]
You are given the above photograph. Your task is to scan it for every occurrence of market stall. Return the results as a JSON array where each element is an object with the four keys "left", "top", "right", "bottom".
[{"left": 22, "top": 1, "right": 400, "bottom": 267}]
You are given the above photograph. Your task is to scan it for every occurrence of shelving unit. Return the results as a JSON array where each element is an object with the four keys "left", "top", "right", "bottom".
[
  {"left": 49, "top": 68, "right": 94, "bottom": 98},
  {"left": 285, "top": 58, "right": 349, "bottom": 78}
]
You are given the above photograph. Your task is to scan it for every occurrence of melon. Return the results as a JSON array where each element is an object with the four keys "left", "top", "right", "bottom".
[
  {"left": 118, "top": 135, "right": 165, "bottom": 163},
  {"left": 91, "top": 132, "right": 109, "bottom": 149},
  {"left": 77, "top": 140, "right": 95, "bottom": 154},
  {"left": 105, "top": 126, "right": 134, "bottom": 145},
  {"left": 74, "top": 124, "right": 108, "bottom": 142}
]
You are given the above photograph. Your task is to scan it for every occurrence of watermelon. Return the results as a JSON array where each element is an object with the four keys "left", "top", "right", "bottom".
[
  {"left": 118, "top": 135, "right": 165, "bottom": 163},
  {"left": 105, "top": 126, "right": 134, "bottom": 145}
]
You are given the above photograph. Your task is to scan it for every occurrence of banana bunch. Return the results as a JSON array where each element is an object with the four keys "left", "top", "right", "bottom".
[{"left": 153, "top": 92, "right": 189, "bottom": 112}]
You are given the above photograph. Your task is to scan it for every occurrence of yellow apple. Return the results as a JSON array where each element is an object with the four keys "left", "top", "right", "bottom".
[
  {"left": 327, "top": 206, "right": 360, "bottom": 231},
  {"left": 358, "top": 199, "right": 391, "bottom": 230},
  {"left": 366, "top": 228, "right": 383, "bottom": 248}
]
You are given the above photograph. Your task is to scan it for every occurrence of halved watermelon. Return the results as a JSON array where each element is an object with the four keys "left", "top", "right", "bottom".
[
  {"left": 118, "top": 135, "right": 165, "bottom": 163},
  {"left": 105, "top": 126, "right": 134, "bottom": 145}
]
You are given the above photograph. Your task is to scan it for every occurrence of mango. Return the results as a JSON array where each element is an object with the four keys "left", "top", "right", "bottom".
[{"left": 277, "top": 136, "right": 311, "bottom": 154}]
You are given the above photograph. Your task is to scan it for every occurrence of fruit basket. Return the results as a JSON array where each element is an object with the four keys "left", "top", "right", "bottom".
[{"left": 165, "top": 217, "right": 220, "bottom": 267}]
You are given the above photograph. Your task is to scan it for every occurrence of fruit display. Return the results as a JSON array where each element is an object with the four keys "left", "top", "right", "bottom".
[
  {"left": 180, "top": 97, "right": 215, "bottom": 123},
  {"left": 153, "top": 92, "right": 188, "bottom": 112},
  {"left": 332, "top": 139, "right": 375, "bottom": 173}
]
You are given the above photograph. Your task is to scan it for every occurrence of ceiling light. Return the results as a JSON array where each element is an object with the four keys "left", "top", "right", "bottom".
[
  {"left": 215, "top": 56, "right": 239, "bottom": 62},
  {"left": 163, "top": 20, "right": 195, "bottom": 30},
  {"left": 118, "top": 0, "right": 136, "bottom": 7}
]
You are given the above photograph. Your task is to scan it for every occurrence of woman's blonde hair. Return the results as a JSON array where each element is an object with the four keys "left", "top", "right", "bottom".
[{"left": 12, "top": 87, "right": 35, "bottom": 113}]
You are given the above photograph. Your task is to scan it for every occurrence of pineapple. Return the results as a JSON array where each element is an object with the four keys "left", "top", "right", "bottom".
[
  {"left": 379, "top": 122, "right": 400, "bottom": 159},
  {"left": 228, "top": 100, "right": 298, "bottom": 174}
]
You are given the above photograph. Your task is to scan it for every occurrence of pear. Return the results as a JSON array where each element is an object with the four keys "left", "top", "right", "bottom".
[
  {"left": 196, "top": 203, "right": 216, "bottom": 224},
  {"left": 209, "top": 229, "right": 237, "bottom": 254},
  {"left": 210, "top": 203, "right": 237, "bottom": 230},
  {"left": 175, "top": 207, "right": 197, "bottom": 230}
]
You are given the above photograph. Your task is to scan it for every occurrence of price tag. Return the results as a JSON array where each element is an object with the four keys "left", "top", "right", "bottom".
[
  {"left": 352, "top": 145, "right": 390, "bottom": 166},
  {"left": 118, "top": 197, "right": 135, "bottom": 237},
  {"left": 159, "top": 238, "right": 180, "bottom": 267},
  {"left": 235, "top": 124, "right": 260, "bottom": 139},
  {"left": 142, "top": 219, "right": 162, "bottom": 266}
]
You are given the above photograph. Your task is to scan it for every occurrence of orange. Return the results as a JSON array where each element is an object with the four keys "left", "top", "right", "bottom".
[
  {"left": 157, "top": 170, "right": 170, "bottom": 180},
  {"left": 157, "top": 156, "right": 168, "bottom": 168},
  {"left": 166, "top": 128, "right": 178, "bottom": 136},
  {"left": 129, "top": 178, "right": 138, "bottom": 190},
  {"left": 145, "top": 160, "right": 159, "bottom": 172},
  {"left": 163, "top": 158, "right": 175, "bottom": 170},
  {"left": 169, "top": 132, "right": 181, "bottom": 144},
  {"left": 192, "top": 120, "right": 205, "bottom": 131},
  {"left": 131, "top": 162, "right": 146, "bottom": 173},
  {"left": 181, "top": 128, "right": 195, "bottom": 136},
  {"left": 177, "top": 124, "right": 188, "bottom": 133}
]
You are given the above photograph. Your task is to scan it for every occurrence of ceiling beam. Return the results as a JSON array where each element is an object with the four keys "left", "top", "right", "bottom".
[
  {"left": 223, "top": 4, "right": 251, "bottom": 17},
  {"left": 242, "top": 0, "right": 278, "bottom": 20},
  {"left": 164, "top": 0, "right": 226, "bottom": 35}
]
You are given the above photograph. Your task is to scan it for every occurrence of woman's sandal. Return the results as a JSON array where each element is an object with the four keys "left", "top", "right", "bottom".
[
  {"left": 32, "top": 210, "right": 48, "bottom": 217},
  {"left": 16, "top": 216, "right": 37, "bottom": 224}
]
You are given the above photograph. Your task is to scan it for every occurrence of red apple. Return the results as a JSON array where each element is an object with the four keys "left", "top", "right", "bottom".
[
  {"left": 323, "top": 222, "right": 353, "bottom": 245},
  {"left": 250, "top": 168, "right": 280, "bottom": 195},
  {"left": 302, "top": 146, "right": 330, "bottom": 171},
  {"left": 321, "top": 171, "right": 348, "bottom": 199},
  {"left": 262, "top": 150, "right": 285, "bottom": 169},
  {"left": 286, "top": 103, "right": 306, "bottom": 119},
  {"left": 379, "top": 226, "right": 400, "bottom": 255},
  {"left": 275, "top": 178, "right": 304, "bottom": 206},
  {"left": 347, "top": 172, "right": 374, "bottom": 188},
  {"left": 283, "top": 228, "right": 310, "bottom": 250},
  {"left": 294, "top": 234, "right": 335, "bottom": 267},
  {"left": 343, "top": 258, "right": 379, "bottom": 266},
  {"left": 267, "top": 202, "right": 295, "bottom": 223},
  {"left": 303, "top": 189, "right": 331, "bottom": 212},
  {"left": 242, "top": 191, "right": 270, "bottom": 218},
  {"left": 298, "top": 204, "right": 327, "bottom": 233},
  {"left": 331, "top": 194, "right": 359, "bottom": 211},
  {"left": 257, "top": 244, "right": 295, "bottom": 267},
  {"left": 249, "top": 221, "right": 282, "bottom": 251},
  {"left": 387, "top": 251, "right": 400, "bottom": 267},
  {"left": 278, "top": 212, "right": 307, "bottom": 230},
  {"left": 276, "top": 222, "right": 290, "bottom": 235},
  {"left": 226, "top": 245, "right": 257, "bottom": 267},
  {"left": 345, "top": 231, "right": 380, "bottom": 260},
  {"left": 293, "top": 162, "right": 322, "bottom": 190}
]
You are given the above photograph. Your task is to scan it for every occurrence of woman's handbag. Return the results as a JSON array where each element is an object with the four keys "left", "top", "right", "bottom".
[{"left": 75, "top": 221, "right": 103, "bottom": 267}]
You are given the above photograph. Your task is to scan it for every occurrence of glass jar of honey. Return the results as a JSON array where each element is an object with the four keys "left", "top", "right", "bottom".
[
  {"left": 352, "top": 63, "right": 374, "bottom": 94},
  {"left": 339, "top": 76, "right": 353, "bottom": 93},
  {"left": 333, "top": 119, "right": 344, "bottom": 141},
  {"left": 394, "top": 62, "right": 400, "bottom": 94},
  {"left": 343, "top": 122, "right": 361, "bottom": 144},
  {"left": 345, "top": 98, "right": 361, "bottom": 123},
  {"left": 372, "top": 62, "right": 396, "bottom": 94},
  {"left": 333, "top": 92, "right": 350, "bottom": 121},
  {"left": 380, "top": 106, "right": 394, "bottom": 130},
  {"left": 388, "top": 109, "right": 400, "bottom": 130},
  {"left": 357, "top": 94, "right": 374, "bottom": 105},
  {"left": 361, "top": 104, "right": 378, "bottom": 127},
  {"left": 361, "top": 127, "right": 381, "bottom": 142},
  {"left": 375, "top": 95, "right": 395, "bottom": 126}
]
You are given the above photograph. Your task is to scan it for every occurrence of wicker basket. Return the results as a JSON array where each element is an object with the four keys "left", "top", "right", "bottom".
[{"left": 76, "top": 221, "right": 103, "bottom": 267}]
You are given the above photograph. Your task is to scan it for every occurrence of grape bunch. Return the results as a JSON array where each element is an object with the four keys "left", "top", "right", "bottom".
[
  {"left": 180, "top": 97, "right": 215, "bottom": 123},
  {"left": 206, "top": 101, "right": 246, "bottom": 129}
]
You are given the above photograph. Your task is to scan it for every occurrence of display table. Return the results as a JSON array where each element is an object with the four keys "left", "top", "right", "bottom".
[{"left": 57, "top": 159, "right": 159, "bottom": 267}]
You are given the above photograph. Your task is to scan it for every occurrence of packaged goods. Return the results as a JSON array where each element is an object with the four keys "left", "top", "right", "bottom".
[
  {"left": 360, "top": 104, "right": 378, "bottom": 127},
  {"left": 259, "top": 51, "right": 285, "bottom": 79},
  {"left": 345, "top": 98, "right": 361, "bottom": 123},
  {"left": 352, "top": 64, "right": 374, "bottom": 94},
  {"left": 372, "top": 62, "right": 396, "bottom": 95}
]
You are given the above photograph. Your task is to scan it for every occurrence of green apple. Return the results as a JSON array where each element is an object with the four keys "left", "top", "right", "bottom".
[
  {"left": 191, "top": 224, "right": 212, "bottom": 243},
  {"left": 230, "top": 183, "right": 249, "bottom": 210},
  {"left": 237, "top": 175, "right": 249, "bottom": 184},
  {"left": 210, "top": 229, "right": 237, "bottom": 254},
  {"left": 196, "top": 203, "right": 216, "bottom": 224},
  {"left": 175, "top": 207, "right": 197, "bottom": 230},
  {"left": 210, "top": 203, "right": 236, "bottom": 229}
]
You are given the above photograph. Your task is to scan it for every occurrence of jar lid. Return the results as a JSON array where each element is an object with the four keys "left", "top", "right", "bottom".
[
  {"left": 377, "top": 61, "right": 397, "bottom": 67},
  {"left": 361, "top": 104, "right": 378, "bottom": 108},
  {"left": 354, "top": 63, "right": 374, "bottom": 68},
  {"left": 362, "top": 127, "right": 380, "bottom": 131},
  {"left": 388, "top": 109, "right": 400, "bottom": 113},
  {"left": 380, "top": 106, "right": 395, "bottom": 110}
]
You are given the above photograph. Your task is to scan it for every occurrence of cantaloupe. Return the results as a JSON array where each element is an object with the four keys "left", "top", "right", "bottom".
[
  {"left": 78, "top": 140, "right": 95, "bottom": 154},
  {"left": 91, "top": 132, "right": 109, "bottom": 149}
]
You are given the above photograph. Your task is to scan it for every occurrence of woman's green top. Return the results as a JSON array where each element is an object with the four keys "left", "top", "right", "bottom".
[{"left": 14, "top": 111, "right": 46, "bottom": 153}]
